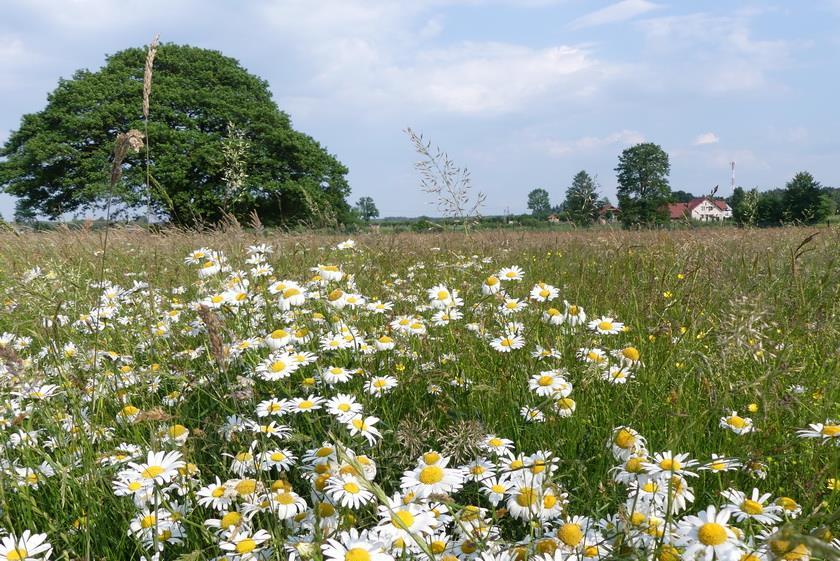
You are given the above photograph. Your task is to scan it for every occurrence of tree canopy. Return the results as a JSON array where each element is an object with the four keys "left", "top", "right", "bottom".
[
  {"left": 564, "top": 170, "right": 599, "bottom": 226},
  {"left": 526, "top": 188, "right": 551, "bottom": 219},
  {"left": 355, "top": 196, "right": 379, "bottom": 222},
  {"left": 0, "top": 43, "right": 351, "bottom": 226},
  {"left": 615, "top": 142, "right": 671, "bottom": 227}
]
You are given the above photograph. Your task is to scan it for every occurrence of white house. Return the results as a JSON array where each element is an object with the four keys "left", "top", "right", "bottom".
[{"left": 668, "top": 198, "right": 732, "bottom": 221}]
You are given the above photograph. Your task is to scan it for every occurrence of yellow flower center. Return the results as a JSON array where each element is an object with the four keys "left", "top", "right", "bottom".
[
  {"left": 169, "top": 424, "right": 188, "bottom": 437},
  {"left": 270, "top": 361, "right": 287, "bottom": 373},
  {"left": 271, "top": 329, "right": 288, "bottom": 339},
  {"left": 430, "top": 541, "right": 447, "bottom": 555},
  {"left": 622, "top": 347, "right": 640, "bottom": 361},
  {"left": 598, "top": 321, "right": 614, "bottom": 331},
  {"left": 140, "top": 514, "right": 157, "bottom": 529},
  {"left": 543, "top": 494, "right": 557, "bottom": 509},
  {"left": 583, "top": 546, "right": 600, "bottom": 558},
  {"left": 419, "top": 466, "right": 444, "bottom": 484},
  {"left": 821, "top": 425, "right": 840, "bottom": 437},
  {"left": 557, "top": 523, "right": 584, "bottom": 546},
  {"left": 236, "top": 539, "right": 257, "bottom": 554},
  {"left": 212, "top": 486, "right": 226, "bottom": 498},
  {"left": 392, "top": 510, "right": 415, "bottom": 528},
  {"left": 727, "top": 416, "right": 747, "bottom": 428},
  {"left": 275, "top": 492, "right": 296, "bottom": 505},
  {"left": 345, "top": 548, "right": 371, "bottom": 561},
  {"left": 625, "top": 457, "right": 645, "bottom": 473},
  {"left": 741, "top": 499, "right": 764, "bottom": 515},
  {"left": 535, "top": 539, "right": 557, "bottom": 555},
  {"left": 298, "top": 400, "right": 314, "bottom": 409},
  {"left": 343, "top": 482, "right": 360, "bottom": 493},
  {"left": 316, "top": 447, "right": 334, "bottom": 457},
  {"left": 697, "top": 522, "right": 728, "bottom": 545},
  {"left": 614, "top": 429, "right": 636, "bottom": 449},
  {"left": 423, "top": 452, "right": 441, "bottom": 464},
  {"left": 659, "top": 458, "right": 681, "bottom": 471},
  {"left": 515, "top": 487, "right": 537, "bottom": 507},
  {"left": 141, "top": 465, "right": 164, "bottom": 479},
  {"left": 236, "top": 479, "right": 257, "bottom": 495},
  {"left": 486, "top": 276, "right": 499, "bottom": 286},
  {"left": 538, "top": 375, "right": 554, "bottom": 386},
  {"left": 220, "top": 512, "right": 242, "bottom": 528}
]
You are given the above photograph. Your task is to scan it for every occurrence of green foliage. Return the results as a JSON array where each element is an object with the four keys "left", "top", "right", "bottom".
[
  {"left": 670, "top": 190, "right": 696, "bottom": 203},
  {"left": 355, "top": 196, "right": 379, "bottom": 222},
  {"left": 615, "top": 142, "right": 671, "bottom": 227},
  {"left": 783, "top": 172, "right": 831, "bottom": 224},
  {"left": 0, "top": 43, "right": 351, "bottom": 226},
  {"left": 526, "top": 188, "right": 552, "bottom": 219},
  {"left": 563, "top": 170, "right": 599, "bottom": 226}
]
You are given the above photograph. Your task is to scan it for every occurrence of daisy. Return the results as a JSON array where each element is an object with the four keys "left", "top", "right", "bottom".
[
  {"left": 530, "top": 282, "right": 559, "bottom": 302},
  {"left": 520, "top": 407, "right": 545, "bottom": 423},
  {"left": 322, "top": 528, "right": 393, "bottom": 561},
  {"left": 676, "top": 505, "right": 742, "bottom": 561},
  {"left": 609, "top": 426, "right": 647, "bottom": 461},
  {"left": 375, "top": 335, "right": 395, "bottom": 351},
  {"left": 500, "top": 298, "right": 527, "bottom": 315},
  {"left": 427, "top": 284, "right": 457, "bottom": 309},
  {"left": 721, "top": 488, "right": 781, "bottom": 524},
  {"left": 561, "top": 302, "right": 586, "bottom": 326},
  {"left": 480, "top": 475, "right": 513, "bottom": 506},
  {"left": 346, "top": 414, "right": 382, "bottom": 445},
  {"left": 720, "top": 411, "right": 754, "bottom": 435},
  {"left": 578, "top": 347, "right": 607, "bottom": 365},
  {"left": 553, "top": 397, "right": 576, "bottom": 417},
  {"left": 326, "top": 394, "right": 363, "bottom": 421},
  {"left": 643, "top": 451, "right": 698, "bottom": 479},
  {"left": 365, "top": 376, "right": 398, "bottom": 396},
  {"left": 401, "top": 457, "right": 465, "bottom": 498},
  {"left": 482, "top": 275, "right": 502, "bottom": 295},
  {"left": 774, "top": 496, "right": 802, "bottom": 518},
  {"left": 322, "top": 366, "right": 353, "bottom": 385},
  {"left": 326, "top": 474, "right": 375, "bottom": 509},
  {"left": 543, "top": 307, "right": 564, "bottom": 325},
  {"left": 197, "top": 477, "right": 238, "bottom": 511},
  {"left": 603, "top": 366, "right": 634, "bottom": 384},
  {"left": 220, "top": 529, "right": 272, "bottom": 561},
  {"left": 796, "top": 420, "right": 840, "bottom": 445},
  {"left": 0, "top": 531, "right": 52, "bottom": 561},
  {"left": 588, "top": 316, "right": 624, "bottom": 335},
  {"left": 490, "top": 334, "right": 526, "bottom": 353},
  {"left": 377, "top": 496, "right": 436, "bottom": 542},
  {"left": 482, "top": 435, "right": 514, "bottom": 456},
  {"left": 268, "top": 489, "right": 309, "bottom": 520},
  {"left": 289, "top": 396, "right": 325, "bottom": 414},
  {"left": 256, "top": 398, "right": 289, "bottom": 418},
  {"left": 255, "top": 352, "right": 299, "bottom": 381},
  {"left": 264, "top": 328, "right": 291, "bottom": 350},
  {"left": 529, "top": 370, "right": 572, "bottom": 398},
  {"left": 498, "top": 266, "right": 524, "bottom": 281},
  {"left": 463, "top": 458, "right": 496, "bottom": 482},
  {"left": 127, "top": 450, "right": 185, "bottom": 486},
  {"left": 259, "top": 448, "right": 296, "bottom": 472},
  {"left": 698, "top": 455, "right": 740, "bottom": 475},
  {"left": 316, "top": 264, "right": 344, "bottom": 282}
]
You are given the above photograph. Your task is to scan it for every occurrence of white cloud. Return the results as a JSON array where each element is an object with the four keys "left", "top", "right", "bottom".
[
  {"left": 694, "top": 132, "right": 719, "bottom": 145},
  {"left": 541, "top": 129, "right": 645, "bottom": 156},
  {"left": 569, "top": 0, "right": 659, "bottom": 29},
  {"left": 636, "top": 12, "right": 796, "bottom": 94}
]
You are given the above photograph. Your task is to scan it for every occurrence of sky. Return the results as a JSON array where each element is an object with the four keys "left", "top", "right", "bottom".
[{"left": 1, "top": 0, "right": 839, "bottom": 219}]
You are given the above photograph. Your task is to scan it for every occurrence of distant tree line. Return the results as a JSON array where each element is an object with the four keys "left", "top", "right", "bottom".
[{"left": 525, "top": 143, "right": 837, "bottom": 228}]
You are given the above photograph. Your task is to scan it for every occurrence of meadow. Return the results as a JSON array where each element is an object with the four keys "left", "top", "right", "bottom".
[{"left": 0, "top": 225, "right": 837, "bottom": 561}]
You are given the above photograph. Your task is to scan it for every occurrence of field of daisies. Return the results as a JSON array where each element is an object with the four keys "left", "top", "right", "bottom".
[{"left": 0, "top": 226, "right": 837, "bottom": 561}]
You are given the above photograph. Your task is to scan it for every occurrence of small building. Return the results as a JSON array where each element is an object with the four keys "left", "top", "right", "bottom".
[
  {"left": 598, "top": 204, "right": 620, "bottom": 224},
  {"left": 547, "top": 214, "right": 561, "bottom": 223},
  {"left": 667, "top": 198, "right": 732, "bottom": 222}
]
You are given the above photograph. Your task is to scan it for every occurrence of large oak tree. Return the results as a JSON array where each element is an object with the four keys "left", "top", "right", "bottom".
[{"left": 0, "top": 43, "right": 351, "bottom": 226}]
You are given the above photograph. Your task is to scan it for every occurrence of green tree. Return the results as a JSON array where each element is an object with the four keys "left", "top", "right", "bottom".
[
  {"left": 0, "top": 43, "right": 351, "bottom": 226},
  {"left": 355, "top": 196, "right": 379, "bottom": 222},
  {"left": 564, "top": 170, "right": 599, "bottom": 226},
  {"left": 728, "top": 186, "right": 747, "bottom": 225},
  {"left": 782, "top": 171, "right": 830, "bottom": 224},
  {"left": 615, "top": 142, "right": 671, "bottom": 227},
  {"left": 670, "top": 190, "right": 695, "bottom": 203},
  {"left": 527, "top": 188, "right": 552, "bottom": 219}
]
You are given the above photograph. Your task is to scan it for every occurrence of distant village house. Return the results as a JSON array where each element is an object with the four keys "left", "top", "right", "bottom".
[{"left": 667, "top": 198, "right": 732, "bottom": 221}]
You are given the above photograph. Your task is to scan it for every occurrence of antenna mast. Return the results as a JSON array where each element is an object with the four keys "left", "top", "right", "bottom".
[{"left": 730, "top": 161, "right": 736, "bottom": 194}]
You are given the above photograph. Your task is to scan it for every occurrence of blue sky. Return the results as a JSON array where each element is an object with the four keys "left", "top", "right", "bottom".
[{"left": 1, "top": 0, "right": 838, "bottom": 219}]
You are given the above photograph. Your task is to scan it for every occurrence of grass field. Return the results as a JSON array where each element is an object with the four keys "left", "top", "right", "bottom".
[{"left": 0, "top": 226, "right": 837, "bottom": 561}]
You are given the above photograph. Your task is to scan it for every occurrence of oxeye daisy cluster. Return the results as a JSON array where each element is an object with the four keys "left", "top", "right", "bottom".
[{"left": 0, "top": 239, "right": 837, "bottom": 561}]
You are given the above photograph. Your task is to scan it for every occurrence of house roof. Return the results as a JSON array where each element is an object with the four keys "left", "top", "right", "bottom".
[
  {"left": 598, "top": 204, "right": 620, "bottom": 215},
  {"left": 668, "top": 202, "right": 690, "bottom": 219},
  {"left": 667, "top": 198, "right": 731, "bottom": 218}
]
